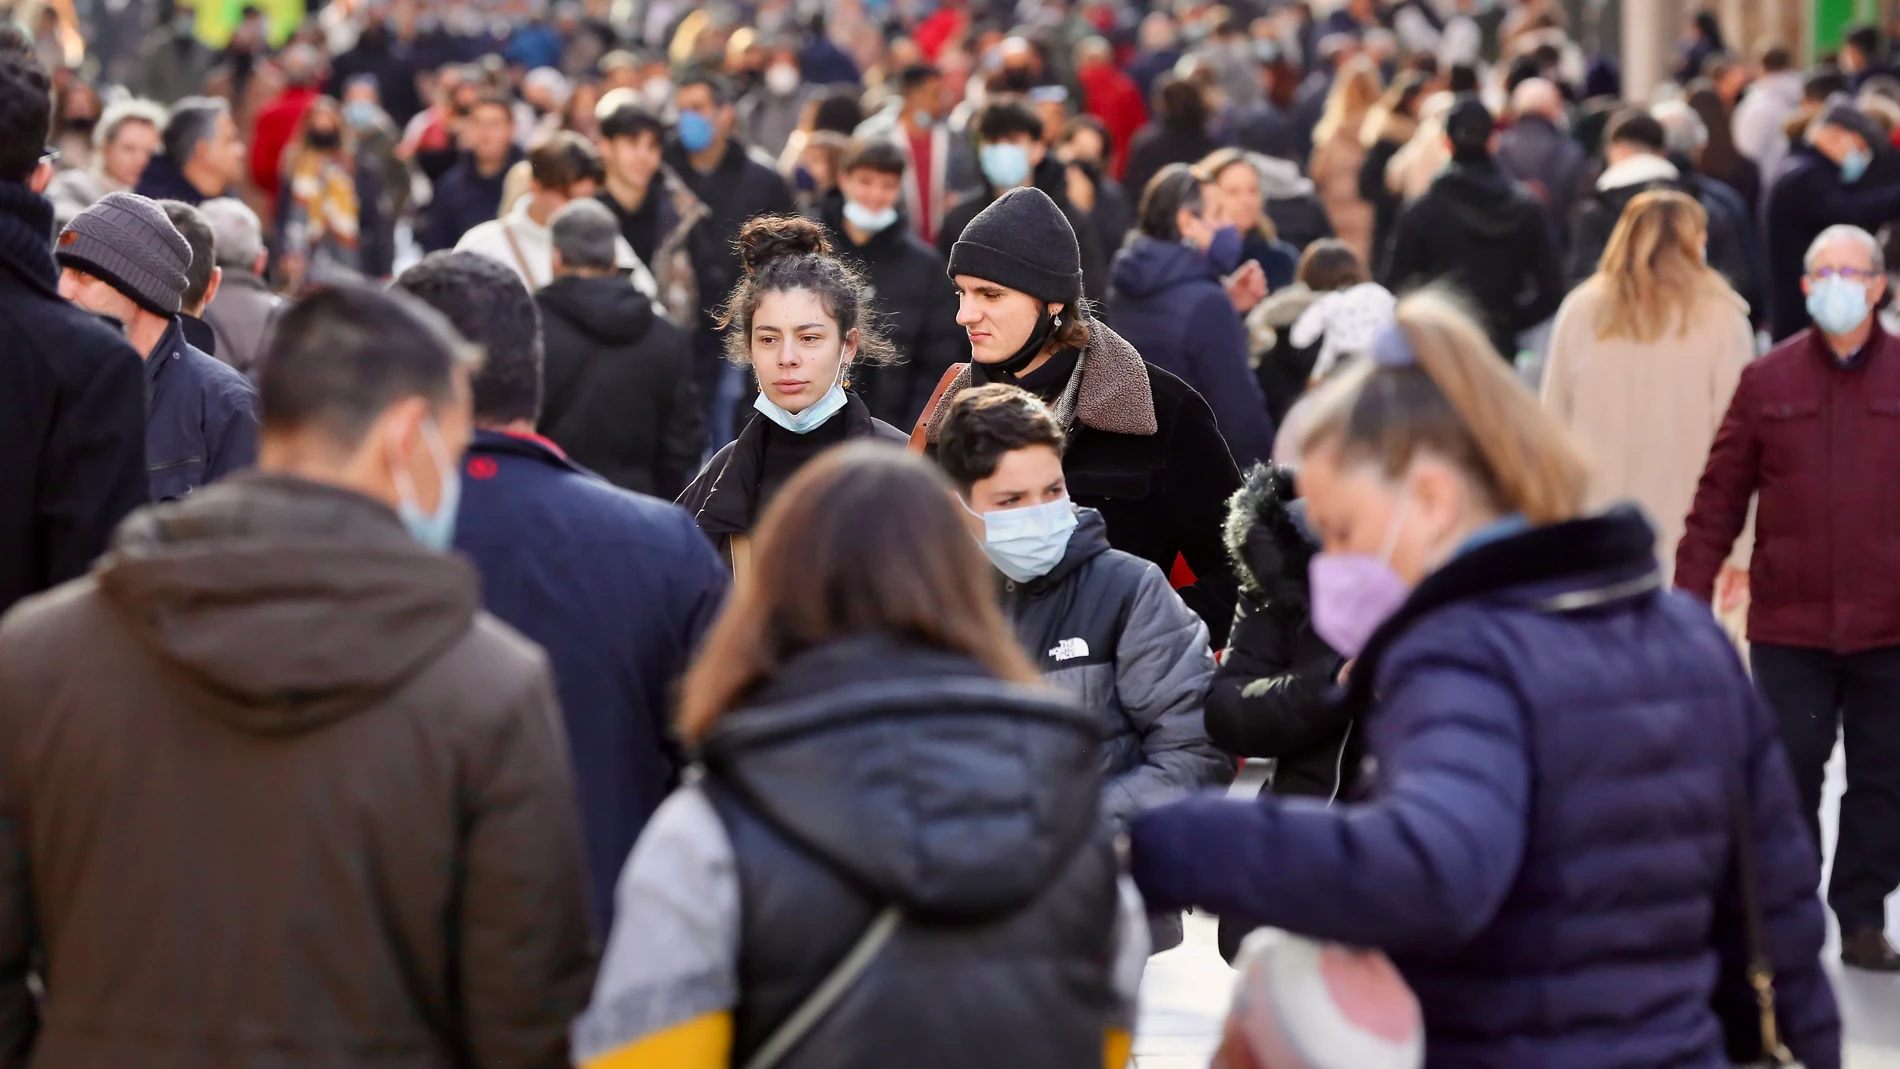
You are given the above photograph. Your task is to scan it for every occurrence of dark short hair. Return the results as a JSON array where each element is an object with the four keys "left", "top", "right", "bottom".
[
  {"left": 1136, "top": 163, "right": 1206, "bottom": 242},
  {"left": 1447, "top": 62, "right": 1479, "bottom": 94},
  {"left": 1758, "top": 43, "right": 1793, "bottom": 73},
  {"left": 162, "top": 97, "right": 227, "bottom": 164},
  {"left": 158, "top": 199, "right": 216, "bottom": 310},
  {"left": 1847, "top": 24, "right": 1881, "bottom": 56},
  {"left": 899, "top": 62, "right": 941, "bottom": 94},
  {"left": 812, "top": 87, "right": 864, "bottom": 134},
  {"left": 259, "top": 285, "right": 477, "bottom": 445},
  {"left": 841, "top": 138, "right": 905, "bottom": 177},
  {"left": 528, "top": 131, "right": 603, "bottom": 191},
  {"left": 1296, "top": 238, "right": 1368, "bottom": 292},
  {"left": 1606, "top": 109, "right": 1666, "bottom": 153},
  {"left": 1806, "top": 70, "right": 1847, "bottom": 101},
  {"left": 549, "top": 197, "right": 619, "bottom": 271},
  {"left": 976, "top": 97, "right": 1043, "bottom": 143},
  {"left": 0, "top": 39, "right": 50, "bottom": 183},
  {"left": 1061, "top": 113, "right": 1109, "bottom": 146},
  {"left": 677, "top": 66, "right": 734, "bottom": 107},
  {"left": 598, "top": 100, "right": 664, "bottom": 143},
  {"left": 395, "top": 252, "right": 544, "bottom": 425},
  {"left": 936, "top": 384, "right": 1066, "bottom": 490}
]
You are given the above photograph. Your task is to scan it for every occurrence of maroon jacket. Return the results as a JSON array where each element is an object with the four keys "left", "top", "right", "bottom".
[{"left": 1677, "top": 320, "right": 1900, "bottom": 653}]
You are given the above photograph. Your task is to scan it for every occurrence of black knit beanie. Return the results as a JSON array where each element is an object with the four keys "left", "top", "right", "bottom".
[{"left": 947, "top": 186, "right": 1083, "bottom": 306}]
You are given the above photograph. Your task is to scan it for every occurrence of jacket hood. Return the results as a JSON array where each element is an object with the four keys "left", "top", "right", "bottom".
[
  {"left": 537, "top": 274, "right": 657, "bottom": 344},
  {"left": 1111, "top": 235, "right": 1219, "bottom": 300},
  {"left": 699, "top": 637, "right": 1102, "bottom": 917},
  {"left": 94, "top": 473, "right": 480, "bottom": 735},
  {"left": 1224, "top": 463, "right": 1316, "bottom": 606},
  {"left": 1254, "top": 154, "right": 1317, "bottom": 198},
  {"left": 1256, "top": 281, "right": 1320, "bottom": 328},
  {"left": 1429, "top": 161, "right": 1542, "bottom": 238}
]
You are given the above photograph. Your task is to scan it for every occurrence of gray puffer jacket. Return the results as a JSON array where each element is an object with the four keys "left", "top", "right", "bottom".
[{"left": 998, "top": 507, "right": 1230, "bottom": 949}]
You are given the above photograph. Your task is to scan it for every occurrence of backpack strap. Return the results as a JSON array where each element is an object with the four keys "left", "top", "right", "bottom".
[
  {"left": 908, "top": 363, "right": 966, "bottom": 454},
  {"left": 499, "top": 222, "right": 537, "bottom": 287}
]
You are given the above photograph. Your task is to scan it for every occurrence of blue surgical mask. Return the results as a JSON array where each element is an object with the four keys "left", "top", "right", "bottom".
[
  {"left": 754, "top": 347, "right": 850, "bottom": 433},
  {"left": 980, "top": 142, "right": 1033, "bottom": 188},
  {"left": 1806, "top": 275, "right": 1872, "bottom": 336},
  {"left": 963, "top": 496, "right": 1078, "bottom": 582},
  {"left": 1842, "top": 147, "right": 1873, "bottom": 184},
  {"left": 1205, "top": 224, "right": 1244, "bottom": 274},
  {"left": 842, "top": 198, "right": 899, "bottom": 233},
  {"left": 343, "top": 100, "right": 378, "bottom": 128},
  {"left": 392, "top": 419, "right": 461, "bottom": 552},
  {"left": 677, "top": 109, "right": 716, "bottom": 153}
]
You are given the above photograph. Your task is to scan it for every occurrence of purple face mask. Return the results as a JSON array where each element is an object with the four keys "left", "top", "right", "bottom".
[{"left": 1308, "top": 495, "right": 1413, "bottom": 659}]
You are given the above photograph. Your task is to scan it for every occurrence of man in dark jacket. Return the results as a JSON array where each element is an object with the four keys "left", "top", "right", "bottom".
[
  {"left": 0, "top": 284, "right": 597, "bottom": 1066},
  {"left": 1383, "top": 97, "right": 1564, "bottom": 361},
  {"left": 820, "top": 139, "right": 964, "bottom": 428},
  {"left": 396, "top": 251, "right": 728, "bottom": 933},
  {"left": 935, "top": 99, "right": 1111, "bottom": 305},
  {"left": 1568, "top": 109, "right": 1753, "bottom": 297},
  {"left": 663, "top": 68, "right": 797, "bottom": 448},
  {"left": 1107, "top": 165, "right": 1276, "bottom": 466},
  {"left": 422, "top": 94, "right": 523, "bottom": 252},
  {"left": 1763, "top": 104, "right": 1900, "bottom": 341},
  {"left": 56, "top": 192, "right": 257, "bottom": 501},
  {"left": 937, "top": 384, "right": 1228, "bottom": 953},
  {"left": 1678, "top": 224, "right": 1900, "bottom": 971},
  {"left": 0, "top": 47, "right": 147, "bottom": 616},
  {"left": 157, "top": 198, "right": 219, "bottom": 355},
  {"left": 922, "top": 186, "right": 1242, "bottom": 646},
  {"left": 536, "top": 199, "right": 701, "bottom": 498},
  {"left": 133, "top": 96, "right": 244, "bottom": 205},
  {"left": 1495, "top": 78, "right": 1586, "bottom": 245}
]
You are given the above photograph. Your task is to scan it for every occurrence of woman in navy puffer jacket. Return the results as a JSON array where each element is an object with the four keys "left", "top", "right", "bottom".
[
  {"left": 1107, "top": 164, "right": 1277, "bottom": 467},
  {"left": 1130, "top": 290, "right": 1840, "bottom": 1069}
]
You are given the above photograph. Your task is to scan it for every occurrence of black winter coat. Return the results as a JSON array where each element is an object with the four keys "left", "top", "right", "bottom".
[
  {"left": 1122, "top": 123, "right": 1219, "bottom": 213},
  {"left": 699, "top": 636, "right": 1123, "bottom": 1069},
  {"left": 920, "top": 321, "right": 1242, "bottom": 646},
  {"left": 1567, "top": 162, "right": 1754, "bottom": 300},
  {"left": 0, "top": 183, "right": 147, "bottom": 617},
  {"left": 422, "top": 148, "right": 523, "bottom": 253},
  {"left": 1764, "top": 144, "right": 1900, "bottom": 341},
  {"left": 535, "top": 275, "right": 702, "bottom": 499},
  {"left": 664, "top": 138, "right": 797, "bottom": 359},
  {"left": 142, "top": 318, "right": 259, "bottom": 502},
  {"left": 936, "top": 156, "right": 1112, "bottom": 305},
  {"left": 817, "top": 195, "right": 966, "bottom": 428},
  {"left": 1383, "top": 159, "right": 1565, "bottom": 360},
  {"left": 1358, "top": 127, "right": 1408, "bottom": 278}
]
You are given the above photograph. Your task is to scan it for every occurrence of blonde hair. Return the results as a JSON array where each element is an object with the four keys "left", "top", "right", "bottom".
[
  {"left": 1297, "top": 289, "right": 1590, "bottom": 525},
  {"left": 1313, "top": 58, "right": 1383, "bottom": 148},
  {"left": 1592, "top": 190, "right": 1733, "bottom": 343}
]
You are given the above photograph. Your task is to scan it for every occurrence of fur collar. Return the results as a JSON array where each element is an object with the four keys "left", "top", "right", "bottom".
[
  {"left": 924, "top": 319, "right": 1158, "bottom": 443},
  {"left": 1223, "top": 463, "right": 1315, "bottom": 610}
]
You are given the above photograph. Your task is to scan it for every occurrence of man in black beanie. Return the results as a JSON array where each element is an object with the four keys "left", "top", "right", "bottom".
[
  {"left": 915, "top": 185, "right": 1243, "bottom": 646},
  {"left": 1381, "top": 96, "right": 1565, "bottom": 362}
]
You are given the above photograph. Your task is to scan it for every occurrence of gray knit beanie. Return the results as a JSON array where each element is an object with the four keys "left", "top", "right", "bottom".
[{"left": 56, "top": 192, "right": 193, "bottom": 316}]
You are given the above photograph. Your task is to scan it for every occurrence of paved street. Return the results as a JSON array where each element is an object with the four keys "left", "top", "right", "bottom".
[{"left": 1135, "top": 748, "right": 1900, "bottom": 1069}]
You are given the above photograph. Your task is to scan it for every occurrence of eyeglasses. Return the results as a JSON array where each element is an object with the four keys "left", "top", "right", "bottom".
[{"left": 1810, "top": 266, "right": 1882, "bottom": 282}]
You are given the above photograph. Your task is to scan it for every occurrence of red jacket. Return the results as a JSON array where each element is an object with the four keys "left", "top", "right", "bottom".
[
  {"left": 1078, "top": 62, "right": 1147, "bottom": 180},
  {"left": 1677, "top": 321, "right": 1900, "bottom": 652},
  {"left": 250, "top": 86, "right": 318, "bottom": 205}
]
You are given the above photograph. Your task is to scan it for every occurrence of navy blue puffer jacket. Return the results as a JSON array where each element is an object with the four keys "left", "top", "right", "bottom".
[
  {"left": 1130, "top": 508, "right": 1840, "bottom": 1069},
  {"left": 1107, "top": 236, "right": 1276, "bottom": 467}
]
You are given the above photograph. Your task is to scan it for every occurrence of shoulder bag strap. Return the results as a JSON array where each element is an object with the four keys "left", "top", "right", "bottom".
[
  {"left": 1733, "top": 784, "right": 1799, "bottom": 1067},
  {"left": 739, "top": 905, "right": 904, "bottom": 1069},
  {"left": 499, "top": 222, "right": 537, "bottom": 288},
  {"left": 908, "top": 363, "right": 966, "bottom": 454}
]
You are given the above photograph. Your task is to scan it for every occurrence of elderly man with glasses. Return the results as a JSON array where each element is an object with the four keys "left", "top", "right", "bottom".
[{"left": 1678, "top": 223, "right": 1900, "bottom": 973}]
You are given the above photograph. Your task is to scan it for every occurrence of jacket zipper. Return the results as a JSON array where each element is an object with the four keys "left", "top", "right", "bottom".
[
  {"left": 147, "top": 455, "right": 203, "bottom": 473},
  {"left": 1327, "top": 721, "right": 1354, "bottom": 806}
]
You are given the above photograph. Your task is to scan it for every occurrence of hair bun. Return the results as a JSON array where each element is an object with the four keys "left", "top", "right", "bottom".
[{"left": 737, "top": 215, "right": 831, "bottom": 276}]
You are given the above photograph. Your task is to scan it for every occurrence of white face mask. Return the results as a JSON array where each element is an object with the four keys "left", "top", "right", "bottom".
[
  {"left": 842, "top": 198, "right": 899, "bottom": 233},
  {"left": 753, "top": 344, "right": 851, "bottom": 433},
  {"left": 765, "top": 63, "right": 801, "bottom": 96},
  {"left": 963, "top": 496, "right": 1078, "bottom": 582}
]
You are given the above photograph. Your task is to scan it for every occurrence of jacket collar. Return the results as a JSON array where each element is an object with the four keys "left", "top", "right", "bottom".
[
  {"left": 1805, "top": 315, "right": 1890, "bottom": 372},
  {"left": 923, "top": 319, "right": 1159, "bottom": 444},
  {"left": 468, "top": 427, "right": 590, "bottom": 473},
  {"left": 145, "top": 317, "right": 187, "bottom": 389},
  {"left": 1597, "top": 153, "right": 1679, "bottom": 191},
  {"left": 0, "top": 180, "right": 58, "bottom": 296},
  {"left": 1341, "top": 506, "right": 1662, "bottom": 713}
]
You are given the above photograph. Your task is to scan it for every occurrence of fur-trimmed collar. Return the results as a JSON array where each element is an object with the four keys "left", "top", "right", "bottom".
[
  {"left": 923, "top": 319, "right": 1158, "bottom": 443},
  {"left": 1223, "top": 463, "right": 1315, "bottom": 609}
]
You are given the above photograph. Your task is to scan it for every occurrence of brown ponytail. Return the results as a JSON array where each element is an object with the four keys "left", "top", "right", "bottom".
[{"left": 1298, "top": 288, "right": 1590, "bottom": 524}]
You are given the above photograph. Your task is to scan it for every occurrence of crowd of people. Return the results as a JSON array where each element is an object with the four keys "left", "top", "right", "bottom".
[{"left": 5, "top": 0, "right": 1900, "bottom": 1066}]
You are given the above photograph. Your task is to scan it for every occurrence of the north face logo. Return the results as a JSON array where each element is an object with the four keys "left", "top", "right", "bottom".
[{"left": 1049, "top": 638, "right": 1090, "bottom": 662}]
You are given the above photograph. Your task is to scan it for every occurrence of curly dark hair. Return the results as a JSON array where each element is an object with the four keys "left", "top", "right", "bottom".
[{"left": 715, "top": 214, "right": 896, "bottom": 369}]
